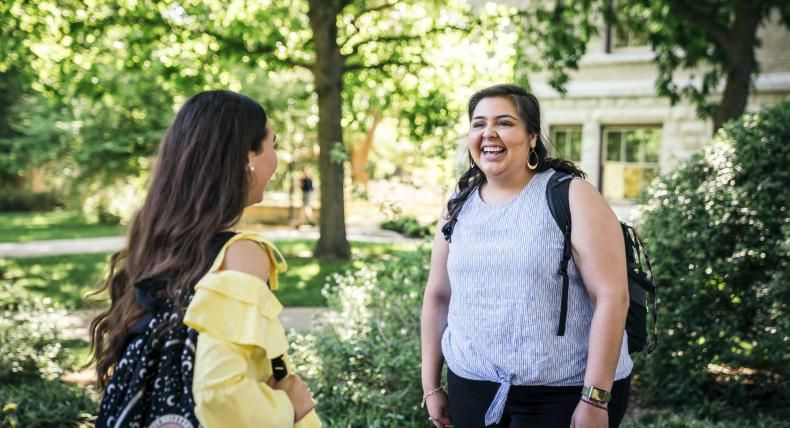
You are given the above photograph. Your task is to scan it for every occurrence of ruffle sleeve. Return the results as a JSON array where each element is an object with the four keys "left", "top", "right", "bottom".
[
  {"left": 184, "top": 269, "right": 289, "bottom": 358},
  {"left": 183, "top": 232, "right": 321, "bottom": 427},
  {"left": 205, "top": 232, "right": 288, "bottom": 290}
]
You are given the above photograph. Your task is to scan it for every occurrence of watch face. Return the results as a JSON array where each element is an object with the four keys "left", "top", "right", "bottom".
[
  {"left": 591, "top": 389, "right": 606, "bottom": 402},
  {"left": 591, "top": 387, "right": 611, "bottom": 403}
]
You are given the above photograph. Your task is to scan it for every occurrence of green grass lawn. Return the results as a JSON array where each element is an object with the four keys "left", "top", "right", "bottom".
[
  {"left": 0, "top": 211, "right": 125, "bottom": 243},
  {"left": 0, "top": 239, "right": 419, "bottom": 309}
]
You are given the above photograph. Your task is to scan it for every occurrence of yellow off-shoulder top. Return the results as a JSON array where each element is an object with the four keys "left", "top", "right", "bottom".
[{"left": 183, "top": 232, "right": 322, "bottom": 428}]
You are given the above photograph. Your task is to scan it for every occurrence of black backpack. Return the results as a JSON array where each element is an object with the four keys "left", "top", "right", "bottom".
[
  {"left": 546, "top": 171, "right": 657, "bottom": 354},
  {"left": 96, "top": 232, "right": 288, "bottom": 428}
]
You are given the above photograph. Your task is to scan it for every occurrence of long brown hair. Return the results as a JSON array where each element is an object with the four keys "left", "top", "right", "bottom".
[{"left": 88, "top": 90, "right": 268, "bottom": 388}]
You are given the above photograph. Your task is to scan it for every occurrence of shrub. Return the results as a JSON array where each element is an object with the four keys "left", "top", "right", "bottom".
[
  {"left": 635, "top": 101, "right": 790, "bottom": 412},
  {"left": 289, "top": 246, "right": 430, "bottom": 427},
  {"left": 622, "top": 408, "right": 790, "bottom": 428},
  {"left": 0, "top": 188, "right": 62, "bottom": 212},
  {"left": 0, "top": 282, "right": 97, "bottom": 427},
  {"left": 0, "top": 283, "right": 74, "bottom": 382},
  {"left": 380, "top": 216, "right": 433, "bottom": 239},
  {"left": 0, "top": 379, "right": 96, "bottom": 428}
]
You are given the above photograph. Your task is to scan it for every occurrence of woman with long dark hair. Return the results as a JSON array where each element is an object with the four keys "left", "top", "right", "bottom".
[
  {"left": 89, "top": 90, "right": 321, "bottom": 427},
  {"left": 421, "top": 84, "right": 631, "bottom": 427}
]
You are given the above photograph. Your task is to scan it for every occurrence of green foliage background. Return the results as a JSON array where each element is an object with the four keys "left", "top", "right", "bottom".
[
  {"left": 290, "top": 246, "right": 430, "bottom": 427},
  {"left": 635, "top": 101, "right": 790, "bottom": 412},
  {"left": 0, "top": 283, "right": 96, "bottom": 427}
]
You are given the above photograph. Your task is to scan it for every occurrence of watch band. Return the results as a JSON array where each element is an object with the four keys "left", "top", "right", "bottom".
[{"left": 581, "top": 385, "right": 612, "bottom": 404}]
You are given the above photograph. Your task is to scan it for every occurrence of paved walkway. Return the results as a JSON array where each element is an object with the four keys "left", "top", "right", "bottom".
[{"left": 0, "top": 226, "right": 420, "bottom": 258}]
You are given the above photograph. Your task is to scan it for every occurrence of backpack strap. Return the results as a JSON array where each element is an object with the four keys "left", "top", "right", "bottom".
[
  {"left": 129, "top": 232, "right": 238, "bottom": 335},
  {"left": 546, "top": 171, "right": 575, "bottom": 336}
]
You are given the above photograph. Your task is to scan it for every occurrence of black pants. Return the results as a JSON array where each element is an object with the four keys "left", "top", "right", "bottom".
[{"left": 447, "top": 369, "right": 630, "bottom": 428}]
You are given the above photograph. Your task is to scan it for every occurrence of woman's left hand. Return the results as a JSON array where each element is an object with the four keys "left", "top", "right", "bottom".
[{"left": 570, "top": 399, "right": 608, "bottom": 428}]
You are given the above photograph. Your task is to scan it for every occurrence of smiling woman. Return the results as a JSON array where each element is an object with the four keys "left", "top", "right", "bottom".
[
  {"left": 468, "top": 97, "right": 533, "bottom": 186},
  {"left": 421, "top": 84, "right": 632, "bottom": 428}
]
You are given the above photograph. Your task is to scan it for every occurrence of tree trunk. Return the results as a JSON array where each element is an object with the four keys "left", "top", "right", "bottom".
[
  {"left": 712, "top": 0, "right": 762, "bottom": 132},
  {"left": 350, "top": 112, "right": 382, "bottom": 188},
  {"left": 309, "top": 0, "right": 350, "bottom": 259}
]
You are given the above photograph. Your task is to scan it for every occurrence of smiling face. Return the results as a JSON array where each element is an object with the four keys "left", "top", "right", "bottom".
[{"left": 468, "top": 96, "right": 536, "bottom": 180}]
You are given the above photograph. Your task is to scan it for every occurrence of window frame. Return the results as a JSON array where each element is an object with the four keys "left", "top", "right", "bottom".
[
  {"left": 549, "top": 125, "right": 584, "bottom": 163},
  {"left": 601, "top": 125, "right": 662, "bottom": 202}
]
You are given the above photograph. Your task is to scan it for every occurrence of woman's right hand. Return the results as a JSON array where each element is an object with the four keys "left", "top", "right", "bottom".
[
  {"left": 268, "top": 374, "right": 316, "bottom": 422},
  {"left": 426, "top": 390, "right": 453, "bottom": 428}
]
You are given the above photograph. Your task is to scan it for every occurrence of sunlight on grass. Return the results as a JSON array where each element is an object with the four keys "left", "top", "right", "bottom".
[
  {"left": 0, "top": 253, "right": 110, "bottom": 309},
  {"left": 0, "top": 239, "right": 421, "bottom": 309},
  {"left": 290, "top": 263, "right": 322, "bottom": 278},
  {"left": 0, "top": 210, "right": 125, "bottom": 243}
]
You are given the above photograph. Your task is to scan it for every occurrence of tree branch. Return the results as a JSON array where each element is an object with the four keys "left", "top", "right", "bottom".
[
  {"left": 343, "top": 24, "right": 467, "bottom": 59},
  {"left": 340, "top": 1, "right": 403, "bottom": 50},
  {"left": 665, "top": 0, "right": 731, "bottom": 49},
  {"left": 344, "top": 57, "right": 427, "bottom": 72},
  {"left": 202, "top": 28, "right": 312, "bottom": 70}
]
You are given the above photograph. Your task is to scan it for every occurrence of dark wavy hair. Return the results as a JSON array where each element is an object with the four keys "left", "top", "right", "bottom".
[
  {"left": 88, "top": 90, "right": 268, "bottom": 388},
  {"left": 443, "top": 84, "right": 585, "bottom": 239}
]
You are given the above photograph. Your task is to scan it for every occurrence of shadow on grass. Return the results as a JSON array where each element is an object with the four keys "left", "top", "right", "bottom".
[
  {"left": 0, "top": 253, "right": 111, "bottom": 309},
  {"left": 0, "top": 239, "right": 421, "bottom": 309},
  {"left": 268, "top": 239, "right": 420, "bottom": 307}
]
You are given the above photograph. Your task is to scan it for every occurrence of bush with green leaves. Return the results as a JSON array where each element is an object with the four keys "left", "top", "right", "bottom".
[
  {"left": 622, "top": 409, "right": 790, "bottom": 428},
  {"left": 0, "top": 188, "right": 62, "bottom": 212},
  {"left": 380, "top": 215, "right": 433, "bottom": 239},
  {"left": 0, "top": 281, "right": 97, "bottom": 427},
  {"left": 635, "top": 100, "right": 790, "bottom": 413},
  {"left": 1, "top": 379, "right": 96, "bottom": 428},
  {"left": 0, "top": 283, "right": 72, "bottom": 382},
  {"left": 289, "top": 246, "right": 430, "bottom": 427}
]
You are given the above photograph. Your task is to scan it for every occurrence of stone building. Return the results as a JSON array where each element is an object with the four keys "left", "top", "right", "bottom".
[{"left": 525, "top": 13, "right": 790, "bottom": 217}]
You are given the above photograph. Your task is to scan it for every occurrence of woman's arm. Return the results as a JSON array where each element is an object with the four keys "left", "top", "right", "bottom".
[
  {"left": 189, "top": 239, "right": 316, "bottom": 426},
  {"left": 568, "top": 180, "right": 629, "bottom": 427},
  {"left": 421, "top": 213, "right": 453, "bottom": 427}
]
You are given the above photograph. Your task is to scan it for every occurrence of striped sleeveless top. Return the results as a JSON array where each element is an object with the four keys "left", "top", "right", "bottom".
[{"left": 441, "top": 169, "right": 632, "bottom": 425}]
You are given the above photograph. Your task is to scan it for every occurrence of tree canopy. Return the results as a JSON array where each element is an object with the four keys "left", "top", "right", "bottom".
[
  {"left": 1, "top": 0, "right": 518, "bottom": 258},
  {"left": 513, "top": 0, "right": 790, "bottom": 131}
]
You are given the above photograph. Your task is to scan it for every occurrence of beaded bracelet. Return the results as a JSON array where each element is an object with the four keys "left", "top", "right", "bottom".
[
  {"left": 421, "top": 387, "right": 445, "bottom": 409},
  {"left": 580, "top": 396, "right": 609, "bottom": 411}
]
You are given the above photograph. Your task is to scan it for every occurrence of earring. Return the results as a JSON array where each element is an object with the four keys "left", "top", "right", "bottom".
[
  {"left": 247, "top": 164, "right": 255, "bottom": 172},
  {"left": 527, "top": 148, "right": 539, "bottom": 170}
]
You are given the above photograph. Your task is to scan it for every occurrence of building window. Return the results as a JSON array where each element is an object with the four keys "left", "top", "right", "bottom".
[
  {"left": 550, "top": 126, "right": 582, "bottom": 163},
  {"left": 611, "top": 22, "right": 649, "bottom": 49},
  {"left": 604, "top": 0, "right": 649, "bottom": 52},
  {"left": 602, "top": 127, "right": 661, "bottom": 201}
]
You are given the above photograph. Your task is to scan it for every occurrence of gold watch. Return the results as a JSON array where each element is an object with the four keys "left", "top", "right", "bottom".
[{"left": 581, "top": 385, "right": 611, "bottom": 404}]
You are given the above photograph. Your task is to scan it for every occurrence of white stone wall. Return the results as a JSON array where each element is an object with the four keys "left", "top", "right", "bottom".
[{"left": 530, "top": 20, "right": 790, "bottom": 200}]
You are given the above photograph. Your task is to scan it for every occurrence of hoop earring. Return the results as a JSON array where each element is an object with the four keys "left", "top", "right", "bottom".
[{"left": 527, "top": 148, "right": 539, "bottom": 170}]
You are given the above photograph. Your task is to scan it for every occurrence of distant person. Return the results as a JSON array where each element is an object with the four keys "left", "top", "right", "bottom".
[
  {"left": 421, "top": 84, "right": 631, "bottom": 427},
  {"left": 297, "top": 167, "right": 315, "bottom": 227},
  {"left": 89, "top": 90, "right": 321, "bottom": 427}
]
